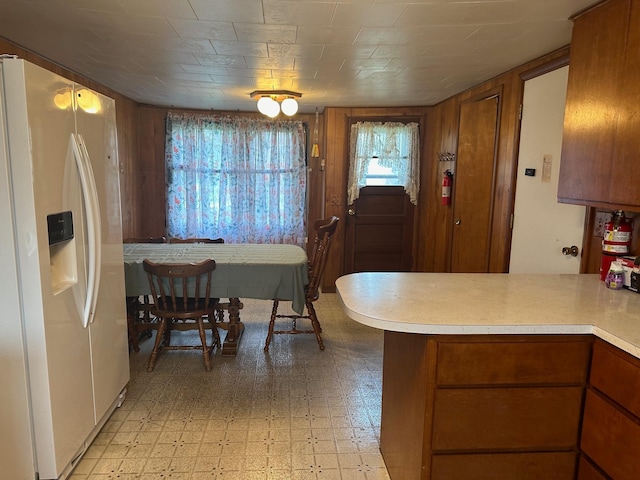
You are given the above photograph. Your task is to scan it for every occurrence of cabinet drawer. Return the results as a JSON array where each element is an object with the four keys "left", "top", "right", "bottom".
[
  {"left": 577, "top": 456, "right": 608, "bottom": 480},
  {"left": 431, "top": 452, "right": 576, "bottom": 480},
  {"left": 590, "top": 340, "right": 640, "bottom": 417},
  {"left": 436, "top": 339, "right": 591, "bottom": 386},
  {"left": 432, "top": 387, "right": 583, "bottom": 451},
  {"left": 581, "top": 389, "right": 640, "bottom": 480}
]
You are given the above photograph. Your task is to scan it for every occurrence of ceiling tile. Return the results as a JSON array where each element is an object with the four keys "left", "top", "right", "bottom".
[{"left": 0, "top": 0, "right": 598, "bottom": 112}]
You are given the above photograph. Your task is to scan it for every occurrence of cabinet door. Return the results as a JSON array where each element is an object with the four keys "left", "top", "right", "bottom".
[
  {"left": 590, "top": 339, "right": 640, "bottom": 418},
  {"left": 581, "top": 389, "right": 640, "bottom": 480},
  {"left": 432, "top": 387, "right": 583, "bottom": 451},
  {"left": 432, "top": 452, "right": 576, "bottom": 480},
  {"left": 610, "top": 0, "right": 640, "bottom": 205},
  {"left": 558, "top": 0, "right": 630, "bottom": 204},
  {"left": 577, "top": 456, "right": 608, "bottom": 480}
]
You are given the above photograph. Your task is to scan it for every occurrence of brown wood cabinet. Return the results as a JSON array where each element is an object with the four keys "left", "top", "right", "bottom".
[
  {"left": 577, "top": 456, "right": 609, "bottom": 480},
  {"left": 579, "top": 339, "right": 640, "bottom": 480},
  {"left": 379, "top": 333, "right": 592, "bottom": 480},
  {"left": 559, "top": 0, "right": 640, "bottom": 209}
]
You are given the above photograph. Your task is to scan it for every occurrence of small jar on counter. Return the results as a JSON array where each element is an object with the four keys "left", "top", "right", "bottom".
[{"left": 605, "top": 262, "right": 625, "bottom": 290}]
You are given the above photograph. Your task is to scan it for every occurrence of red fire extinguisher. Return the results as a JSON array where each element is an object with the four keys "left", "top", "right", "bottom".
[
  {"left": 442, "top": 170, "right": 453, "bottom": 205},
  {"left": 603, "top": 210, "right": 633, "bottom": 255}
]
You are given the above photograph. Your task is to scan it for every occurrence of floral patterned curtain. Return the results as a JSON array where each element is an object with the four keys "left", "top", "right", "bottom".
[
  {"left": 165, "top": 112, "right": 307, "bottom": 245},
  {"left": 347, "top": 121, "right": 420, "bottom": 205}
]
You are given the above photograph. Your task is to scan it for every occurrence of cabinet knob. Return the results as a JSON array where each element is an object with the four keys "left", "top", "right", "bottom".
[{"left": 454, "top": 218, "right": 461, "bottom": 225}]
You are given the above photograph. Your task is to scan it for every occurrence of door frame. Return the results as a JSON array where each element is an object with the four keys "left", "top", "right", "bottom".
[
  {"left": 342, "top": 115, "right": 423, "bottom": 274},
  {"left": 515, "top": 54, "right": 597, "bottom": 274}
]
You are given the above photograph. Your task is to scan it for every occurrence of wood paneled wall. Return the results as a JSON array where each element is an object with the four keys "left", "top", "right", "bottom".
[
  {"left": 0, "top": 37, "right": 139, "bottom": 238},
  {"left": 421, "top": 46, "right": 574, "bottom": 275},
  {"left": 2, "top": 37, "right": 596, "bottom": 286},
  {"left": 321, "top": 47, "right": 580, "bottom": 290}
]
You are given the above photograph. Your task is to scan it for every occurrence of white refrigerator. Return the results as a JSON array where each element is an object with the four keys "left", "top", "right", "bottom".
[{"left": 0, "top": 57, "right": 130, "bottom": 479}]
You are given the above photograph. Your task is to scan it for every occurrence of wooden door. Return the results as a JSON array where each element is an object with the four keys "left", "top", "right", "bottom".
[
  {"left": 450, "top": 96, "right": 499, "bottom": 272},
  {"left": 344, "top": 186, "right": 414, "bottom": 273}
]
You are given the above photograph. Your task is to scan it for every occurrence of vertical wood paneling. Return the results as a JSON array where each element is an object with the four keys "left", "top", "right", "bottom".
[
  {"left": 422, "top": 46, "right": 573, "bottom": 274},
  {"left": 307, "top": 113, "right": 324, "bottom": 243},
  {"left": 322, "top": 107, "right": 349, "bottom": 291},
  {"left": 421, "top": 98, "right": 458, "bottom": 272},
  {"left": 114, "top": 100, "right": 139, "bottom": 238}
]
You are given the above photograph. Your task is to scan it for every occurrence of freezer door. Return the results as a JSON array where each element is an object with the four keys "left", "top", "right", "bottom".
[{"left": 0, "top": 62, "right": 37, "bottom": 480}]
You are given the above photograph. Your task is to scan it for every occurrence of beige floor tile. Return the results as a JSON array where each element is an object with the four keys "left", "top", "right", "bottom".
[{"left": 70, "top": 295, "right": 390, "bottom": 479}]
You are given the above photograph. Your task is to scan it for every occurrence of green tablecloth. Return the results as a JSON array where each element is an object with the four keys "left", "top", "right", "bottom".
[{"left": 123, "top": 243, "right": 309, "bottom": 315}]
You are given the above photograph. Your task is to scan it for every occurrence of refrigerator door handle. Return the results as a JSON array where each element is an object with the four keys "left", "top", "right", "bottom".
[
  {"left": 70, "top": 133, "right": 102, "bottom": 327},
  {"left": 77, "top": 134, "right": 102, "bottom": 325}
]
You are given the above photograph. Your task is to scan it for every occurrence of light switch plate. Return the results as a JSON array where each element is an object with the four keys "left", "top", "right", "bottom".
[
  {"left": 594, "top": 211, "right": 609, "bottom": 237},
  {"left": 542, "top": 154, "right": 552, "bottom": 183}
]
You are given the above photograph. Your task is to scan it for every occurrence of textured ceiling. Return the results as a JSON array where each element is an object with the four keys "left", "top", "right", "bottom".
[{"left": 0, "top": 0, "right": 597, "bottom": 113}]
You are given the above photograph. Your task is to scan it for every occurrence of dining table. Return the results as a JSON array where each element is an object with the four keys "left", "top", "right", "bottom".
[{"left": 123, "top": 242, "right": 309, "bottom": 355}]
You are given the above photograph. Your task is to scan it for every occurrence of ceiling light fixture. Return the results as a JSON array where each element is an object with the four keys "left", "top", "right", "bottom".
[{"left": 250, "top": 90, "right": 301, "bottom": 117}]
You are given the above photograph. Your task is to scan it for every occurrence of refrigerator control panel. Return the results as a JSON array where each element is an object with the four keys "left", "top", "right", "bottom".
[{"left": 47, "top": 211, "right": 74, "bottom": 245}]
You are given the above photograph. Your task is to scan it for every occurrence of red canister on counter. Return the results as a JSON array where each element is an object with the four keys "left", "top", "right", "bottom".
[{"left": 600, "top": 211, "right": 634, "bottom": 281}]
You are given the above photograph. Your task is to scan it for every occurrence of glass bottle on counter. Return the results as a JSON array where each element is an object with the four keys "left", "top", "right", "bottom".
[{"left": 605, "top": 261, "right": 625, "bottom": 290}]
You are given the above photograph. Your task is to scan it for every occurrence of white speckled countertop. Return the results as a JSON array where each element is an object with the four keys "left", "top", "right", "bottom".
[{"left": 335, "top": 272, "right": 640, "bottom": 359}]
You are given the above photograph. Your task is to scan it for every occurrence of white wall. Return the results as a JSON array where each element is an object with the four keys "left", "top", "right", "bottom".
[{"left": 509, "top": 66, "right": 586, "bottom": 274}]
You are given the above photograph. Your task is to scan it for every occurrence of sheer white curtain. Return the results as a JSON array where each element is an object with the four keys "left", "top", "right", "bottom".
[
  {"left": 347, "top": 121, "right": 420, "bottom": 205},
  {"left": 165, "top": 113, "right": 307, "bottom": 245}
]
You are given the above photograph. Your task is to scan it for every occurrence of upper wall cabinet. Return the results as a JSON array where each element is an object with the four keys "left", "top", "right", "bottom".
[{"left": 559, "top": 0, "right": 640, "bottom": 210}]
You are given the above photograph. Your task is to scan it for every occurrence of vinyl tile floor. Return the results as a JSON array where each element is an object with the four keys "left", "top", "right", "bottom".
[{"left": 70, "top": 294, "right": 391, "bottom": 479}]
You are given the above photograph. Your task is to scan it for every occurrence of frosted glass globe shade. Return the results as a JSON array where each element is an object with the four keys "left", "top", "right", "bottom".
[
  {"left": 257, "top": 97, "right": 280, "bottom": 117},
  {"left": 281, "top": 98, "right": 298, "bottom": 116}
]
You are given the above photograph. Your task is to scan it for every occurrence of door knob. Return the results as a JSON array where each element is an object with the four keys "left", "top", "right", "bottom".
[
  {"left": 562, "top": 245, "right": 579, "bottom": 257},
  {"left": 348, "top": 209, "right": 356, "bottom": 216}
]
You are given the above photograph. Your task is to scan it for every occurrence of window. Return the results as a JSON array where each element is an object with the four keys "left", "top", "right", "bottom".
[
  {"left": 165, "top": 113, "right": 307, "bottom": 245},
  {"left": 347, "top": 121, "right": 420, "bottom": 205},
  {"left": 365, "top": 157, "right": 399, "bottom": 186}
]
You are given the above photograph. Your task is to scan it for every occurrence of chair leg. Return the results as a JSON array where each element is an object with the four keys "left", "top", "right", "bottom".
[
  {"left": 307, "top": 302, "right": 324, "bottom": 350},
  {"left": 163, "top": 320, "right": 172, "bottom": 346},
  {"left": 197, "top": 317, "right": 212, "bottom": 371},
  {"left": 126, "top": 305, "right": 140, "bottom": 352},
  {"left": 148, "top": 318, "right": 168, "bottom": 372},
  {"left": 210, "top": 317, "right": 221, "bottom": 349},
  {"left": 264, "top": 299, "right": 279, "bottom": 351}
]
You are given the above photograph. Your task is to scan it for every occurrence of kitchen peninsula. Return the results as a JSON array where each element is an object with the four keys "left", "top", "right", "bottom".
[{"left": 336, "top": 273, "right": 640, "bottom": 480}]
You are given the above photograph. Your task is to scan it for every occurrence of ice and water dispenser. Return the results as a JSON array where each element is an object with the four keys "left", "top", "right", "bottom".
[{"left": 47, "top": 210, "right": 78, "bottom": 294}]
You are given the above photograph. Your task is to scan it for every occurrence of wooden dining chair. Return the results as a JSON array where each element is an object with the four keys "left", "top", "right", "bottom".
[
  {"left": 264, "top": 216, "right": 339, "bottom": 351},
  {"left": 143, "top": 259, "right": 220, "bottom": 371},
  {"left": 168, "top": 237, "right": 224, "bottom": 244},
  {"left": 167, "top": 236, "right": 227, "bottom": 323},
  {"left": 124, "top": 236, "right": 167, "bottom": 243},
  {"left": 123, "top": 236, "right": 167, "bottom": 351}
]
